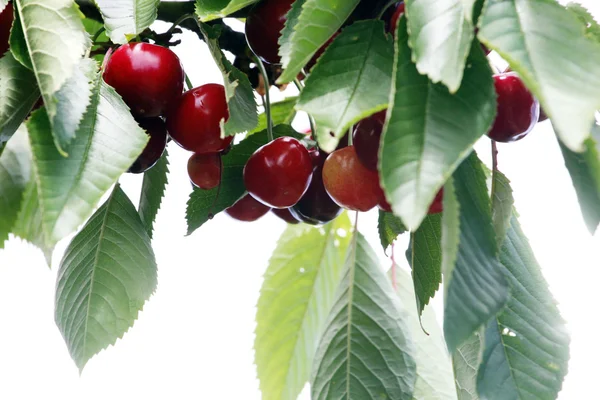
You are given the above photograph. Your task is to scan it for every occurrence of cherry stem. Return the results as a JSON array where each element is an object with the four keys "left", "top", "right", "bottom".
[
  {"left": 377, "top": 0, "right": 398, "bottom": 19},
  {"left": 391, "top": 241, "right": 397, "bottom": 290},
  {"left": 184, "top": 73, "right": 193, "bottom": 91},
  {"left": 348, "top": 125, "right": 354, "bottom": 146},
  {"left": 91, "top": 27, "right": 106, "bottom": 43},
  {"left": 293, "top": 78, "right": 318, "bottom": 145},
  {"left": 492, "top": 140, "right": 499, "bottom": 172},
  {"left": 167, "top": 13, "right": 196, "bottom": 35},
  {"left": 255, "top": 56, "right": 274, "bottom": 142}
]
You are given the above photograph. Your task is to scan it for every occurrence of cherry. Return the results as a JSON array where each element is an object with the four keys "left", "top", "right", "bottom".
[
  {"left": 488, "top": 73, "right": 539, "bottom": 143},
  {"left": 0, "top": 3, "right": 13, "bottom": 56},
  {"left": 103, "top": 43, "right": 184, "bottom": 118},
  {"left": 389, "top": 2, "right": 405, "bottom": 34},
  {"left": 378, "top": 197, "right": 392, "bottom": 213},
  {"left": 128, "top": 117, "right": 168, "bottom": 174},
  {"left": 353, "top": 110, "right": 386, "bottom": 171},
  {"left": 322, "top": 146, "right": 382, "bottom": 212},
  {"left": 226, "top": 194, "right": 271, "bottom": 222},
  {"left": 244, "top": 137, "right": 313, "bottom": 208},
  {"left": 272, "top": 208, "right": 300, "bottom": 224},
  {"left": 188, "top": 153, "right": 221, "bottom": 190},
  {"left": 245, "top": 0, "right": 295, "bottom": 64},
  {"left": 428, "top": 188, "right": 444, "bottom": 215},
  {"left": 166, "top": 84, "right": 233, "bottom": 154},
  {"left": 290, "top": 150, "right": 342, "bottom": 225}
]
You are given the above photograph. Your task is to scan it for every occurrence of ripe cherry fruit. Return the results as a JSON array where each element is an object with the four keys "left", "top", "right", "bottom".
[
  {"left": 128, "top": 117, "right": 168, "bottom": 174},
  {"left": 103, "top": 43, "right": 184, "bottom": 118},
  {"left": 0, "top": 3, "right": 13, "bottom": 56},
  {"left": 488, "top": 73, "right": 539, "bottom": 143},
  {"left": 272, "top": 208, "right": 300, "bottom": 224},
  {"left": 226, "top": 194, "right": 271, "bottom": 222},
  {"left": 353, "top": 110, "right": 386, "bottom": 171},
  {"left": 244, "top": 137, "right": 313, "bottom": 209},
  {"left": 322, "top": 146, "right": 383, "bottom": 212},
  {"left": 290, "top": 149, "right": 342, "bottom": 225},
  {"left": 188, "top": 153, "right": 221, "bottom": 190},
  {"left": 166, "top": 84, "right": 233, "bottom": 154},
  {"left": 245, "top": 0, "right": 295, "bottom": 64}
]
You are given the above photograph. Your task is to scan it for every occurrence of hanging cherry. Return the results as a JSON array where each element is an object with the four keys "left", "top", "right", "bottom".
[
  {"left": 226, "top": 194, "right": 271, "bottom": 222},
  {"left": 352, "top": 110, "right": 386, "bottom": 171},
  {"left": 272, "top": 208, "right": 300, "bottom": 224},
  {"left": 188, "top": 153, "right": 221, "bottom": 190},
  {"left": 245, "top": 0, "right": 295, "bottom": 64},
  {"left": 128, "top": 117, "right": 168, "bottom": 174}
]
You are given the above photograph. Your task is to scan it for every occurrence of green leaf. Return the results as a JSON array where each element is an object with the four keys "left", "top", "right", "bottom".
[
  {"left": 452, "top": 330, "right": 483, "bottom": 400},
  {"left": 393, "top": 267, "right": 457, "bottom": 400},
  {"left": 138, "top": 149, "right": 169, "bottom": 239},
  {"left": 442, "top": 154, "right": 509, "bottom": 353},
  {"left": 96, "top": 0, "right": 160, "bottom": 44},
  {"left": 255, "top": 213, "right": 352, "bottom": 400},
  {"left": 296, "top": 20, "right": 393, "bottom": 152},
  {"left": 491, "top": 169, "right": 514, "bottom": 248},
  {"left": 10, "top": 0, "right": 90, "bottom": 154},
  {"left": 277, "top": 0, "right": 361, "bottom": 84},
  {"left": 197, "top": 22, "right": 257, "bottom": 136},
  {"left": 405, "top": 0, "right": 476, "bottom": 92},
  {"left": 559, "top": 129, "right": 600, "bottom": 234},
  {"left": 377, "top": 210, "right": 407, "bottom": 253},
  {"left": 566, "top": 3, "right": 600, "bottom": 43},
  {"left": 248, "top": 97, "right": 297, "bottom": 137},
  {"left": 195, "top": 0, "right": 259, "bottom": 22},
  {"left": 478, "top": 0, "right": 600, "bottom": 152},
  {"left": 0, "top": 52, "right": 39, "bottom": 151},
  {"left": 477, "top": 217, "right": 570, "bottom": 400},
  {"left": 381, "top": 17, "right": 496, "bottom": 231},
  {"left": 27, "top": 75, "right": 149, "bottom": 247},
  {"left": 278, "top": 0, "right": 305, "bottom": 67},
  {"left": 0, "top": 125, "right": 31, "bottom": 248},
  {"left": 186, "top": 125, "right": 300, "bottom": 235},
  {"left": 311, "top": 232, "right": 417, "bottom": 400},
  {"left": 407, "top": 213, "right": 442, "bottom": 316},
  {"left": 55, "top": 185, "right": 158, "bottom": 371}
]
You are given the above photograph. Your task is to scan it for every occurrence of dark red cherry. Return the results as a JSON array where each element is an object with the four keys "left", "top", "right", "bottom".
[
  {"left": 488, "top": 73, "right": 539, "bottom": 143},
  {"left": 290, "top": 150, "right": 342, "bottom": 225},
  {"left": 322, "top": 146, "right": 382, "bottom": 212},
  {"left": 272, "top": 208, "right": 300, "bottom": 224},
  {"left": 353, "top": 110, "right": 386, "bottom": 171},
  {"left": 428, "top": 188, "right": 444, "bottom": 215},
  {"left": 245, "top": 0, "right": 295, "bottom": 64},
  {"left": 103, "top": 43, "right": 184, "bottom": 117},
  {"left": 188, "top": 153, "right": 221, "bottom": 190},
  {"left": 166, "top": 84, "right": 233, "bottom": 154},
  {"left": 389, "top": 2, "right": 405, "bottom": 34},
  {"left": 0, "top": 3, "right": 13, "bottom": 56},
  {"left": 244, "top": 137, "right": 313, "bottom": 208},
  {"left": 378, "top": 197, "right": 392, "bottom": 213},
  {"left": 226, "top": 194, "right": 271, "bottom": 222},
  {"left": 128, "top": 117, "right": 168, "bottom": 174}
]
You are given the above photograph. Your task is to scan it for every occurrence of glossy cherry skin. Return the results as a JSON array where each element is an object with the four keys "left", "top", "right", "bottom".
[
  {"left": 188, "top": 153, "right": 221, "bottom": 190},
  {"left": 103, "top": 43, "right": 184, "bottom": 117},
  {"left": 244, "top": 137, "right": 313, "bottom": 208},
  {"left": 353, "top": 110, "right": 386, "bottom": 171},
  {"left": 488, "top": 73, "right": 539, "bottom": 143},
  {"left": 128, "top": 118, "right": 168, "bottom": 174},
  {"left": 272, "top": 208, "right": 300, "bottom": 224},
  {"left": 290, "top": 150, "right": 342, "bottom": 225},
  {"left": 0, "top": 3, "right": 13, "bottom": 56},
  {"left": 428, "top": 188, "right": 444, "bottom": 215},
  {"left": 245, "top": 0, "right": 295, "bottom": 64},
  {"left": 166, "top": 84, "right": 233, "bottom": 154},
  {"left": 389, "top": 2, "right": 405, "bottom": 35},
  {"left": 322, "top": 146, "right": 382, "bottom": 212},
  {"left": 226, "top": 194, "right": 271, "bottom": 222}
]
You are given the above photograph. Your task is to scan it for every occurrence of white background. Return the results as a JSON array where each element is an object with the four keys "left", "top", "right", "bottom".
[{"left": 1, "top": 1, "right": 600, "bottom": 399}]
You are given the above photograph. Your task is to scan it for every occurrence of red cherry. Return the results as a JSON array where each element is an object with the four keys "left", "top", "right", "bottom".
[
  {"left": 128, "top": 117, "right": 168, "bottom": 174},
  {"left": 272, "top": 208, "right": 300, "bottom": 224},
  {"left": 378, "top": 197, "right": 393, "bottom": 213},
  {"left": 166, "top": 84, "right": 233, "bottom": 154},
  {"left": 488, "top": 73, "right": 539, "bottom": 143},
  {"left": 389, "top": 2, "right": 405, "bottom": 35},
  {"left": 226, "top": 194, "right": 271, "bottom": 222},
  {"left": 103, "top": 43, "right": 184, "bottom": 117},
  {"left": 428, "top": 188, "right": 444, "bottom": 215},
  {"left": 322, "top": 146, "right": 382, "bottom": 212},
  {"left": 290, "top": 150, "right": 342, "bottom": 225},
  {"left": 188, "top": 153, "right": 221, "bottom": 190},
  {"left": 0, "top": 3, "right": 13, "bottom": 56},
  {"left": 244, "top": 137, "right": 313, "bottom": 208},
  {"left": 245, "top": 0, "right": 295, "bottom": 64},
  {"left": 353, "top": 110, "right": 386, "bottom": 171}
]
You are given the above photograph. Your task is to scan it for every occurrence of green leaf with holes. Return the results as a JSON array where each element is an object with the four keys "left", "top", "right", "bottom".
[
  {"left": 478, "top": 0, "right": 600, "bottom": 152},
  {"left": 195, "top": 0, "right": 259, "bottom": 22},
  {"left": 96, "top": 0, "right": 160, "bottom": 44},
  {"left": 296, "top": 20, "right": 393, "bottom": 152},
  {"left": 378, "top": 210, "right": 407, "bottom": 253},
  {"left": 566, "top": 2, "right": 600, "bottom": 42},
  {"left": 311, "top": 232, "right": 417, "bottom": 400},
  {"left": 255, "top": 213, "right": 352, "bottom": 400},
  {"left": 138, "top": 149, "right": 169, "bottom": 239},
  {"left": 55, "top": 185, "right": 158, "bottom": 371}
]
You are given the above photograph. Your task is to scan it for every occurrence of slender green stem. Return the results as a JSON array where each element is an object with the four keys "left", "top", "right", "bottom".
[
  {"left": 293, "top": 78, "right": 318, "bottom": 146},
  {"left": 167, "top": 14, "right": 196, "bottom": 35},
  {"left": 255, "top": 57, "right": 273, "bottom": 141},
  {"left": 377, "top": 0, "right": 398, "bottom": 19},
  {"left": 185, "top": 73, "right": 193, "bottom": 91},
  {"left": 91, "top": 27, "right": 105, "bottom": 43},
  {"left": 348, "top": 125, "right": 354, "bottom": 146}
]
